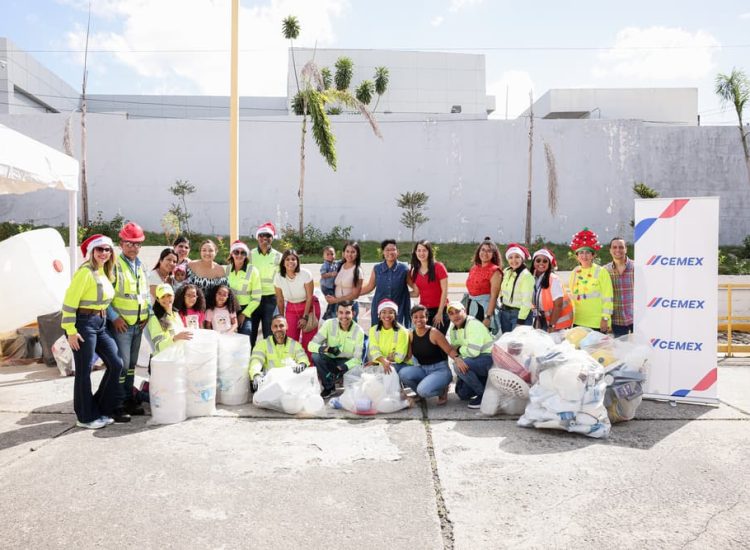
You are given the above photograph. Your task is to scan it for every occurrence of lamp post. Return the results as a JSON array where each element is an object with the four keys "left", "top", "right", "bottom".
[{"left": 229, "top": 0, "right": 239, "bottom": 242}]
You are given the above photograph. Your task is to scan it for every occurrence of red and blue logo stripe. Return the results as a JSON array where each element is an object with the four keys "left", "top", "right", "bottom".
[
  {"left": 634, "top": 199, "right": 690, "bottom": 243},
  {"left": 670, "top": 368, "right": 717, "bottom": 397}
]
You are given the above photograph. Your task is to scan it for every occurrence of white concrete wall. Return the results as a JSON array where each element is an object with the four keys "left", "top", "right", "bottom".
[
  {"left": 86, "top": 94, "right": 288, "bottom": 119},
  {"left": 1, "top": 112, "right": 749, "bottom": 244},
  {"left": 528, "top": 88, "right": 698, "bottom": 126},
  {"left": 288, "top": 48, "right": 488, "bottom": 116}
]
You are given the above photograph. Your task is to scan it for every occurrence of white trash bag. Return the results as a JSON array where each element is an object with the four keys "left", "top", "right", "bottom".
[
  {"left": 184, "top": 329, "right": 219, "bottom": 417},
  {"left": 216, "top": 332, "right": 251, "bottom": 405},
  {"left": 149, "top": 343, "right": 188, "bottom": 425},
  {"left": 492, "top": 326, "right": 556, "bottom": 384},
  {"left": 253, "top": 361, "right": 324, "bottom": 415},
  {"left": 338, "top": 365, "right": 409, "bottom": 415},
  {"left": 51, "top": 334, "right": 74, "bottom": 377}
]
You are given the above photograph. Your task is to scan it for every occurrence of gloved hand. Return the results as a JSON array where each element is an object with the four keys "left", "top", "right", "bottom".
[
  {"left": 251, "top": 374, "right": 262, "bottom": 392},
  {"left": 293, "top": 363, "right": 307, "bottom": 374},
  {"left": 327, "top": 346, "right": 341, "bottom": 357}
]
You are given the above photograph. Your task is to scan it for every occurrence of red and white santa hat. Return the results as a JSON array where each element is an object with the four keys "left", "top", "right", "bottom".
[
  {"left": 505, "top": 243, "right": 531, "bottom": 261},
  {"left": 532, "top": 248, "right": 557, "bottom": 269},
  {"left": 377, "top": 299, "right": 399, "bottom": 316},
  {"left": 230, "top": 240, "right": 250, "bottom": 255},
  {"left": 255, "top": 222, "right": 277, "bottom": 239},
  {"left": 80, "top": 234, "right": 114, "bottom": 257}
]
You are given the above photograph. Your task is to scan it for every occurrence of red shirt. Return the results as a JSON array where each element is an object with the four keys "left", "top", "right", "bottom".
[
  {"left": 466, "top": 263, "right": 500, "bottom": 296},
  {"left": 413, "top": 262, "right": 448, "bottom": 308}
]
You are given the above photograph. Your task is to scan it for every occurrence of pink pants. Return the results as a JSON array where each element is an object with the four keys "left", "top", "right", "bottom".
[{"left": 285, "top": 298, "right": 320, "bottom": 363}]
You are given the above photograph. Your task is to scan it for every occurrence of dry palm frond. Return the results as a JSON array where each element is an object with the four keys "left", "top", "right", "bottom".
[
  {"left": 544, "top": 141, "right": 558, "bottom": 216},
  {"left": 63, "top": 113, "right": 74, "bottom": 156},
  {"left": 325, "top": 89, "right": 382, "bottom": 139},
  {"left": 301, "top": 60, "right": 325, "bottom": 92}
]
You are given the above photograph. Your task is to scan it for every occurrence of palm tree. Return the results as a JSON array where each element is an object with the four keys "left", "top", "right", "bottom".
[
  {"left": 282, "top": 15, "right": 301, "bottom": 93},
  {"left": 355, "top": 80, "right": 374, "bottom": 105},
  {"left": 373, "top": 66, "right": 389, "bottom": 112},
  {"left": 715, "top": 68, "right": 750, "bottom": 181}
]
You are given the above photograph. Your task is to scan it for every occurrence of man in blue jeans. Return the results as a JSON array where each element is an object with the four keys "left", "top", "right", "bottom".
[
  {"left": 447, "top": 301, "right": 494, "bottom": 409},
  {"left": 107, "top": 222, "right": 151, "bottom": 416}
]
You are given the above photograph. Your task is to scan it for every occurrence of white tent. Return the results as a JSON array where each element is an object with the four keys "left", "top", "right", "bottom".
[{"left": 0, "top": 123, "right": 79, "bottom": 275}]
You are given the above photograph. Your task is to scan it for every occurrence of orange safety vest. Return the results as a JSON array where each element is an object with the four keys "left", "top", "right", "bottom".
[{"left": 539, "top": 274, "right": 574, "bottom": 330}]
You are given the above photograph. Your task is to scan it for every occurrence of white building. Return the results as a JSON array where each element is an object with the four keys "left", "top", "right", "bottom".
[{"left": 523, "top": 88, "right": 698, "bottom": 126}]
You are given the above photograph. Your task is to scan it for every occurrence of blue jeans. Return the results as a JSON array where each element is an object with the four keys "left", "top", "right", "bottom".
[
  {"left": 454, "top": 354, "right": 493, "bottom": 400},
  {"left": 399, "top": 361, "right": 452, "bottom": 398},
  {"left": 313, "top": 353, "right": 351, "bottom": 392},
  {"left": 237, "top": 316, "right": 253, "bottom": 341},
  {"left": 612, "top": 323, "right": 633, "bottom": 338},
  {"left": 250, "top": 295, "right": 277, "bottom": 348},
  {"left": 73, "top": 313, "right": 124, "bottom": 422},
  {"left": 109, "top": 321, "right": 144, "bottom": 403},
  {"left": 500, "top": 308, "right": 532, "bottom": 333}
]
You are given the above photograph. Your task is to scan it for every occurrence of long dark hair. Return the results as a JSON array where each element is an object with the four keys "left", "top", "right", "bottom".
[
  {"left": 152, "top": 300, "right": 172, "bottom": 330},
  {"left": 279, "top": 249, "right": 300, "bottom": 277},
  {"left": 174, "top": 284, "right": 206, "bottom": 315},
  {"left": 337, "top": 240, "right": 362, "bottom": 287},
  {"left": 410, "top": 239, "right": 436, "bottom": 282},
  {"left": 472, "top": 238, "right": 502, "bottom": 268},
  {"left": 153, "top": 247, "right": 178, "bottom": 271},
  {"left": 206, "top": 284, "right": 239, "bottom": 314}
]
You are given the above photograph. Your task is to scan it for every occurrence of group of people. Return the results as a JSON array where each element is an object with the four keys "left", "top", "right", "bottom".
[{"left": 62, "top": 221, "right": 634, "bottom": 428}]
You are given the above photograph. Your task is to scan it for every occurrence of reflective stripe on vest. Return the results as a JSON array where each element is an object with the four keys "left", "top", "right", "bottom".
[
  {"left": 78, "top": 264, "right": 107, "bottom": 307},
  {"left": 111, "top": 256, "right": 149, "bottom": 324},
  {"left": 371, "top": 327, "right": 402, "bottom": 361},
  {"left": 540, "top": 280, "right": 574, "bottom": 330}
]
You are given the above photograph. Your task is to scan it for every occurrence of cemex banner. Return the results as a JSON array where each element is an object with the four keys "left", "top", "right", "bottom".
[{"left": 633, "top": 197, "right": 719, "bottom": 404}]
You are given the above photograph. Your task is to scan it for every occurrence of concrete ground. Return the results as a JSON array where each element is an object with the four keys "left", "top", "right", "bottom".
[{"left": 0, "top": 359, "right": 748, "bottom": 550}]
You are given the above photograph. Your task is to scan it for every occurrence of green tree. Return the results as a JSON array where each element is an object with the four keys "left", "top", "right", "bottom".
[
  {"left": 168, "top": 179, "right": 196, "bottom": 235},
  {"left": 355, "top": 80, "right": 374, "bottom": 105},
  {"left": 397, "top": 191, "right": 430, "bottom": 241},
  {"left": 630, "top": 181, "right": 659, "bottom": 227},
  {"left": 715, "top": 68, "right": 750, "bottom": 182},
  {"left": 373, "top": 66, "right": 390, "bottom": 112},
  {"left": 320, "top": 67, "right": 332, "bottom": 90},
  {"left": 334, "top": 57, "right": 353, "bottom": 91},
  {"left": 282, "top": 15, "right": 301, "bottom": 93}
]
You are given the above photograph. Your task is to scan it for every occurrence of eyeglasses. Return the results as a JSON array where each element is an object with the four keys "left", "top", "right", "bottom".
[
  {"left": 93, "top": 247, "right": 112, "bottom": 254},
  {"left": 123, "top": 241, "right": 142, "bottom": 248},
  {"left": 232, "top": 250, "right": 247, "bottom": 256},
  {"left": 258, "top": 233, "right": 272, "bottom": 239}
]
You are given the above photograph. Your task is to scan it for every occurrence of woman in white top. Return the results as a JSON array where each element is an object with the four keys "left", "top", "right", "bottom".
[
  {"left": 148, "top": 248, "right": 178, "bottom": 303},
  {"left": 324, "top": 241, "right": 364, "bottom": 321},
  {"left": 274, "top": 249, "right": 320, "bottom": 360}
]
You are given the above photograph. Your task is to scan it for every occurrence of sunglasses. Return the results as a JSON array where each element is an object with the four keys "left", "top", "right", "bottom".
[
  {"left": 93, "top": 247, "right": 112, "bottom": 254},
  {"left": 232, "top": 250, "right": 247, "bottom": 256},
  {"left": 258, "top": 233, "right": 272, "bottom": 238},
  {"left": 534, "top": 257, "right": 549, "bottom": 263}
]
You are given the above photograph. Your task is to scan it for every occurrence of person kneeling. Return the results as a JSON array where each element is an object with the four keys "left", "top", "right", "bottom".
[
  {"left": 248, "top": 314, "right": 310, "bottom": 391},
  {"left": 309, "top": 301, "right": 365, "bottom": 399},
  {"left": 447, "top": 301, "right": 494, "bottom": 409}
]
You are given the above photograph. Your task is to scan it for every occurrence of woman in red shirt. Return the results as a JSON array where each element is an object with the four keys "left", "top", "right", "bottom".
[
  {"left": 408, "top": 240, "right": 449, "bottom": 333},
  {"left": 464, "top": 238, "right": 503, "bottom": 333}
]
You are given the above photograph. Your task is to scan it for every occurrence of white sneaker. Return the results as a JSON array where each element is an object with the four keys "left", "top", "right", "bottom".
[
  {"left": 99, "top": 416, "right": 115, "bottom": 426},
  {"left": 76, "top": 418, "right": 108, "bottom": 430}
]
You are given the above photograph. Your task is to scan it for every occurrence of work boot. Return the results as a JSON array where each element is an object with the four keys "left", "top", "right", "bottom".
[
  {"left": 111, "top": 409, "right": 131, "bottom": 423},
  {"left": 123, "top": 399, "right": 145, "bottom": 416}
]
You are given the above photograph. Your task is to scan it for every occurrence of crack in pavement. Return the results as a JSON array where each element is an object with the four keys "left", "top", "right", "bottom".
[{"left": 679, "top": 496, "right": 744, "bottom": 548}]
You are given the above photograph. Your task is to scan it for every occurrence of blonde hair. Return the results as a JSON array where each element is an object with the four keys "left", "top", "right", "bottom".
[{"left": 88, "top": 250, "right": 115, "bottom": 280}]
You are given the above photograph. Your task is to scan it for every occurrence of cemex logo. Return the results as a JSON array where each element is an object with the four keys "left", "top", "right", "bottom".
[
  {"left": 650, "top": 338, "right": 703, "bottom": 351},
  {"left": 645, "top": 255, "right": 704, "bottom": 266},
  {"left": 647, "top": 297, "right": 705, "bottom": 309}
]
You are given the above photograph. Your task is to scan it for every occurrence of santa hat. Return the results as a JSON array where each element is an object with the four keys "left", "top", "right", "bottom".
[
  {"left": 570, "top": 227, "right": 602, "bottom": 253},
  {"left": 505, "top": 243, "right": 531, "bottom": 261},
  {"left": 230, "top": 240, "right": 250, "bottom": 255},
  {"left": 377, "top": 299, "right": 399, "bottom": 316},
  {"left": 80, "top": 234, "right": 114, "bottom": 257},
  {"left": 532, "top": 248, "right": 557, "bottom": 269},
  {"left": 255, "top": 222, "right": 277, "bottom": 239}
]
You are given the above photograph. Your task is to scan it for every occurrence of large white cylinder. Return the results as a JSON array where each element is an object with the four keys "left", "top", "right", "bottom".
[
  {"left": 216, "top": 332, "right": 250, "bottom": 405},
  {"left": 149, "top": 345, "right": 187, "bottom": 425},
  {"left": 184, "top": 329, "right": 218, "bottom": 417}
]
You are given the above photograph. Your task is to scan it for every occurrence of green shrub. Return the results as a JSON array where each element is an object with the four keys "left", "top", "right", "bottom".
[{"left": 280, "top": 224, "right": 352, "bottom": 255}]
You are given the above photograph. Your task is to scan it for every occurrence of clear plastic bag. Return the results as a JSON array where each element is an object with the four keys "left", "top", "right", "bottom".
[
  {"left": 51, "top": 334, "right": 74, "bottom": 377},
  {"left": 338, "top": 365, "right": 409, "bottom": 415},
  {"left": 492, "top": 326, "right": 556, "bottom": 383},
  {"left": 252, "top": 366, "right": 324, "bottom": 415}
]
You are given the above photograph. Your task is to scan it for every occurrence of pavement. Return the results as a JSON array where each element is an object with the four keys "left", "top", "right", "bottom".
[{"left": 0, "top": 359, "right": 748, "bottom": 550}]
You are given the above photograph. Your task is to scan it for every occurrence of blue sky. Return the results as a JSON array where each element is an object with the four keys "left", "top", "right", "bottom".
[{"left": 2, "top": 0, "right": 749, "bottom": 123}]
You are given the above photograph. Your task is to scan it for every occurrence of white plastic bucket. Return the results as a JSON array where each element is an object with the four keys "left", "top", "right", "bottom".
[
  {"left": 149, "top": 344, "right": 187, "bottom": 425},
  {"left": 217, "top": 332, "right": 250, "bottom": 405}
]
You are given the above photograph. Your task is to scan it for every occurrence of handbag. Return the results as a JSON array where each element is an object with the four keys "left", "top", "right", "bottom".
[{"left": 302, "top": 297, "right": 320, "bottom": 333}]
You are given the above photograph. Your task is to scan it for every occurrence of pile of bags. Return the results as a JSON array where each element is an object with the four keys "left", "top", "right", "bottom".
[
  {"left": 334, "top": 365, "right": 409, "bottom": 415},
  {"left": 252, "top": 360, "right": 324, "bottom": 415},
  {"left": 483, "top": 326, "right": 650, "bottom": 439}
]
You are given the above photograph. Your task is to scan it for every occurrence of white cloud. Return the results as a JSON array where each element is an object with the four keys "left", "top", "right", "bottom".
[
  {"left": 740, "top": 12, "right": 750, "bottom": 19},
  {"left": 448, "top": 0, "right": 483, "bottom": 13},
  {"left": 63, "top": 0, "right": 348, "bottom": 96},
  {"left": 430, "top": 15, "right": 444, "bottom": 27},
  {"left": 593, "top": 26, "right": 720, "bottom": 81},
  {"left": 487, "top": 70, "right": 535, "bottom": 119}
]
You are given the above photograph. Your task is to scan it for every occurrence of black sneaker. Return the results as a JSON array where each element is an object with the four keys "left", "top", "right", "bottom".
[
  {"left": 320, "top": 388, "right": 334, "bottom": 399},
  {"left": 467, "top": 396, "right": 482, "bottom": 409},
  {"left": 123, "top": 400, "right": 145, "bottom": 416},
  {"left": 112, "top": 409, "right": 132, "bottom": 423}
]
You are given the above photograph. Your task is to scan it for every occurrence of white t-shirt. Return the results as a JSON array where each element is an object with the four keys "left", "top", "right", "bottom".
[
  {"left": 206, "top": 306, "right": 236, "bottom": 333},
  {"left": 148, "top": 269, "right": 167, "bottom": 287},
  {"left": 274, "top": 268, "right": 313, "bottom": 304}
]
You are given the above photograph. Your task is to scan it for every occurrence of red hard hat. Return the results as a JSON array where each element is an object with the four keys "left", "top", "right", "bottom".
[{"left": 119, "top": 221, "right": 146, "bottom": 242}]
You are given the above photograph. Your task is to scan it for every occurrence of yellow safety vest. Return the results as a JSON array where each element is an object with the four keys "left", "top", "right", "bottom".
[
  {"left": 569, "top": 265, "right": 614, "bottom": 329},
  {"left": 226, "top": 264, "right": 262, "bottom": 316},
  {"left": 308, "top": 319, "right": 365, "bottom": 369},
  {"left": 147, "top": 311, "right": 185, "bottom": 355},
  {"left": 248, "top": 335, "right": 309, "bottom": 378},
  {"left": 61, "top": 263, "right": 115, "bottom": 336},
  {"left": 111, "top": 254, "right": 150, "bottom": 325},
  {"left": 449, "top": 316, "right": 494, "bottom": 358},
  {"left": 368, "top": 325, "right": 410, "bottom": 363},
  {"left": 249, "top": 247, "right": 282, "bottom": 296},
  {"left": 501, "top": 268, "right": 535, "bottom": 320}
]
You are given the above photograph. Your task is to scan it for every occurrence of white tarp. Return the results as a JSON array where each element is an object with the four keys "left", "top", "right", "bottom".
[
  {"left": 633, "top": 197, "right": 719, "bottom": 403},
  {"left": 0, "top": 123, "right": 78, "bottom": 194}
]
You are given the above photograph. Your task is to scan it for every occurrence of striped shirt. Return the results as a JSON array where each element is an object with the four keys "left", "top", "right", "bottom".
[{"left": 604, "top": 258, "right": 634, "bottom": 326}]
